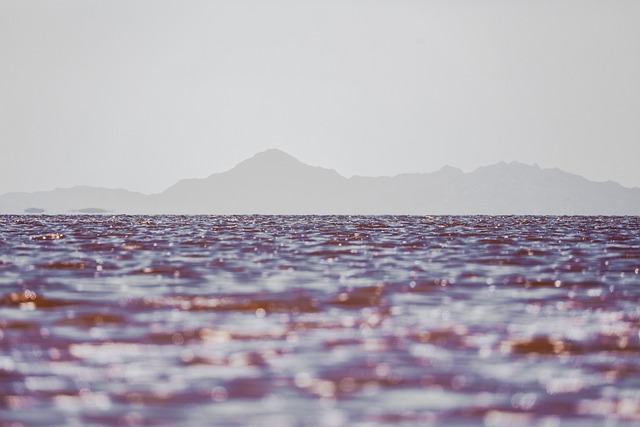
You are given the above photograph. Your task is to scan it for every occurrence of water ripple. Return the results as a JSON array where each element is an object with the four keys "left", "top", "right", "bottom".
[{"left": 0, "top": 215, "right": 639, "bottom": 426}]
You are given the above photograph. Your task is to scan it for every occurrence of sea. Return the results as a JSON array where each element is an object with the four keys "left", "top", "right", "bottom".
[{"left": 0, "top": 215, "right": 638, "bottom": 426}]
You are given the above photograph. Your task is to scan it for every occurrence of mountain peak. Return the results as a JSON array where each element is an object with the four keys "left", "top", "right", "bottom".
[
  {"left": 228, "top": 149, "right": 344, "bottom": 181},
  {"left": 234, "top": 149, "right": 301, "bottom": 169},
  {"left": 251, "top": 148, "right": 298, "bottom": 162}
]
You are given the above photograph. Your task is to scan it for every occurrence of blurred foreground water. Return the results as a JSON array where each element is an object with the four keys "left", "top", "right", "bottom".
[{"left": 0, "top": 215, "right": 639, "bottom": 426}]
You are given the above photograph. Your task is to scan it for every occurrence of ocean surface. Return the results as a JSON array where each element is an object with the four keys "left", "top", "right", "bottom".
[{"left": 0, "top": 215, "right": 638, "bottom": 426}]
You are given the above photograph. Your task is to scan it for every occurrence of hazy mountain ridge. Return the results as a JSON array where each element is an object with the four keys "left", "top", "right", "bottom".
[{"left": 1, "top": 149, "right": 639, "bottom": 214}]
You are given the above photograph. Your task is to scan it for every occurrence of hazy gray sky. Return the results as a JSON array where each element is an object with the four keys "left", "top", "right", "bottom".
[{"left": 1, "top": 0, "right": 639, "bottom": 194}]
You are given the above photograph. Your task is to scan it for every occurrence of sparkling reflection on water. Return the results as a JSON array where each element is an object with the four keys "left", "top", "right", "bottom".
[{"left": 0, "top": 215, "right": 639, "bottom": 426}]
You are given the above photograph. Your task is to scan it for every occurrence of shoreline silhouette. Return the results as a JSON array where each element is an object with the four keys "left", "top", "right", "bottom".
[{"left": 1, "top": 149, "right": 639, "bottom": 215}]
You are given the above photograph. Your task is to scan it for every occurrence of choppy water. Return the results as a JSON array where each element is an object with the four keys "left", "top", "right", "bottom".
[{"left": 0, "top": 215, "right": 639, "bottom": 426}]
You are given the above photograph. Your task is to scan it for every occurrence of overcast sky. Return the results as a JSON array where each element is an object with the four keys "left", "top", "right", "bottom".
[{"left": 1, "top": 0, "right": 639, "bottom": 195}]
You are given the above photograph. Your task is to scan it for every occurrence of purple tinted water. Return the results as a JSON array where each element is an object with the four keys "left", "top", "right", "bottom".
[{"left": 0, "top": 215, "right": 639, "bottom": 426}]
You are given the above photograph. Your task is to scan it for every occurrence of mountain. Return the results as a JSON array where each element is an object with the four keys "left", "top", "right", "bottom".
[
  {"left": 158, "top": 149, "right": 345, "bottom": 214},
  {"left": 1, "top": 149, "right": 639, "bottom": 214}
]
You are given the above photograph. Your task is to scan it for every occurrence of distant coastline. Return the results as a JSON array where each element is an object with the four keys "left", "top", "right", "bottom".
[{"left": 1, "top": 149, "right": 639, "bottom": 215}]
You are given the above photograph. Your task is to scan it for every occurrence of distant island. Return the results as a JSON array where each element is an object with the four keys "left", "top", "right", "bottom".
[
  {"left": 23, "top": 207, "right": 45, "bottom": 214},
  {"left": 1, "top": 149, "right": 639, "bottom": 215}
]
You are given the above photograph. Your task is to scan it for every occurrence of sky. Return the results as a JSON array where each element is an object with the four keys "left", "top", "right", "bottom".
[{"left": 1, "top": 0, "right": 639, "bottom": 195}]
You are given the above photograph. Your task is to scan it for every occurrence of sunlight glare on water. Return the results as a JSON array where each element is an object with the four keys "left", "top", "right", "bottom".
[{"left": 0, "top": 215, "right": 639, "bottom": 426}]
